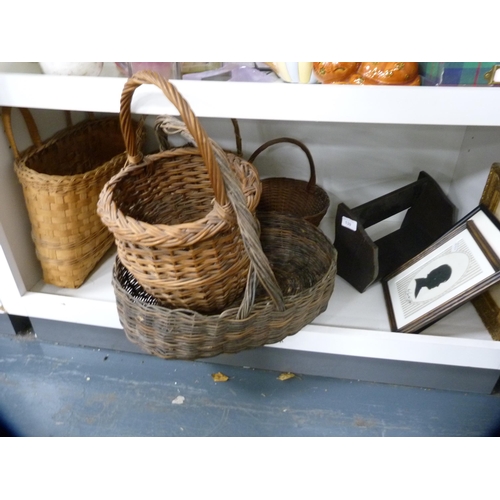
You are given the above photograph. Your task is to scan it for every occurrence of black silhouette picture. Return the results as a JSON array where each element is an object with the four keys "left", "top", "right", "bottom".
[
  {"left": 414, "top": 264, "right": 452, "bottom": 298},
  {"left": 401, "top": 252, "right": 470, "bottom": 311}
]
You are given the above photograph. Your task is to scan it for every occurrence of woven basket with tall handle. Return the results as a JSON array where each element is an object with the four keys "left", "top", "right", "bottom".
[
  {"left": 1, "top": 107, "right": 139, "bottom": 288},
  {"left": 248, "top": 137, "right": 330, "bottom": 227},
  {"left": 98, "top": 70, "right": 261, "bottom": 313},
  {"left": 112, "top": 123, "right": 337, "bottom": 360}
]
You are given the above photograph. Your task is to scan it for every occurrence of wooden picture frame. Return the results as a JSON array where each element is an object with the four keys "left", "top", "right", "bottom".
[
  {"left": 472, "top": 163, "right": 500, "bottom": 340},
  {"left": 485, "top": 65, "right": 500, "bottom": 86},
  {"left": 382, "top": 205, "right": 500, "bottom": 333}
]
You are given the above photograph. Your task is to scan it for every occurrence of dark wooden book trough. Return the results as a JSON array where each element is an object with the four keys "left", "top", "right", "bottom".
[{"left": 334, "top": 171, "right": 456, "bottom": 293}]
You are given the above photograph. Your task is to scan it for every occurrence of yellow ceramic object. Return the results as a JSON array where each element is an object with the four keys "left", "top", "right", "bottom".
[{"left": 266, "top": 62, "right": 317, "bottom": 83}]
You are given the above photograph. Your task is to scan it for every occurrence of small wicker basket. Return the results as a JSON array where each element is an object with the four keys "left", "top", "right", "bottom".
[
  {"left": 98, "top": 71, "right": 261, "bottom": 313},
  {"left": 248, "top": 137, "right": 330, "bottom": 227},
  {"left": 1, "top": 107, "right": 139, "bottom": 288}
]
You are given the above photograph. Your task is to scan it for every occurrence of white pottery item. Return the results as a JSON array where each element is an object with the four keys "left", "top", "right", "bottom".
[{"left": 39, "top": 62, "right": 103, "bottom": 76}]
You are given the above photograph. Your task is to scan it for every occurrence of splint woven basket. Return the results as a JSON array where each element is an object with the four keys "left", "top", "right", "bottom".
[
  {"left": 112, "top": 132, "right": 337, "bottom": 359},
  {"left": 1, "top": 107, "right": 137, "bottom": 288},
  {"left": 248, "top": 137, "right": 330, "bottom": 226},
  {"left": 98, "top": 70, "right": 261, "bottom": 313}
]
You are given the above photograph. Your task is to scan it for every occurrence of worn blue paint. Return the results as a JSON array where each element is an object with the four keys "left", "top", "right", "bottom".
[{"left": 1, "top": 330, "right": 499, "bottom": 437}]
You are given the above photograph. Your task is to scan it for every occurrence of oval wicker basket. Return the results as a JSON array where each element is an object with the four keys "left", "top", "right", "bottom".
[
  {"left": 1, "top": 107, "right": 140, "bottom": 288},
  {"left": 248, "top": 137, "right": 330, "bottom": 227},
  {"left": 98, "top": 71, "right": 261, "bottom": 313},
  {"left": 113, "top": 211, "right": 337, "bottom": 360}
]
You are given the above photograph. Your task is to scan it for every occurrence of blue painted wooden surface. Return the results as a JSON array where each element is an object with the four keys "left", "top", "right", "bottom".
[{"left": 1, "top": 324, "right": 499, "bottom": 437}]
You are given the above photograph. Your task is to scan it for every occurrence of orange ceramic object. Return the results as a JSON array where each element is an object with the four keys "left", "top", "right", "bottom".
[
  {"left": 313, "top": 62, "right": 360, "bottom": 84},
  {"left": 313, "top": 62, "right": 420, "bottom": 85},
  {"left": 358, "top": 62, "right": 420, "bottom": 85}
]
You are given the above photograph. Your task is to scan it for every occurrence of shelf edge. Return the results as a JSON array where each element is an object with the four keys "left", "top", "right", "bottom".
[{"left": 1, "top": 73, "right": 500, "bottom": 126}]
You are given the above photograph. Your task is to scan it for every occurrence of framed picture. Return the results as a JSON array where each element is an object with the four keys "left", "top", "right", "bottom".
[
  {"left": 382, "top": 205, "right": 500, "bottom": 333},
  {"left": 479, "top": 163, "right": 500, "bottom": 218},
  {"left": 472, "top": 163, "right": 500, "bottom": 340}
]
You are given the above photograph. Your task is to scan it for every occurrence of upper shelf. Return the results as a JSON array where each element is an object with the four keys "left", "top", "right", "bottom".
[{"left": 1, "top": 71, "right": 500, "bottom": 126}]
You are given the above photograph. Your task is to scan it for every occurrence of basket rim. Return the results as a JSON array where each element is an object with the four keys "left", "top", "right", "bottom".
[
  {"left": 97, "top": 148, "right": 261, "bottom": 246},
  {"left": 261, "top": 176, "right": 330, "bottom": 197},
  {"left": 113, "top": 213, "right": 338, "bottom": 319},
  {"left": 14, "top": 151, "right": 128, "bottom": 183},
  {"left": 13, "top": 115, "right": 132, "bottom": 182},
  {"left": 114, "top": 249, "right": 337, "bottom": 319}
]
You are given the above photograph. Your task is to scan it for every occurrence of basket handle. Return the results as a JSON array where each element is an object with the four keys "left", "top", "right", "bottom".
[
  {"left": 63, "top": 110, "right": 95, "bottom": 128},
  {"left": 155, "top": 117, "right": 242, "bottom": 157},
  {"left": 159, "top": 115, "right": 285, "bottom": 317},
  {"left": 120, "top": 70, "right": 227, "bottom": 206},
  {"left": 1, "top": 107, "right": 42, "bottom": 160},
  {"left": 248, "top": 137, "right": 317, "bottom": 193},
  {"left": 231, "top": 118, "right": 243, "bottom": 157},
  {"left": 1, "top": 107, "right": 96, "bottom": 160},
  {"left": 211, "top": 139, "right": 286, "bottom": 317}
]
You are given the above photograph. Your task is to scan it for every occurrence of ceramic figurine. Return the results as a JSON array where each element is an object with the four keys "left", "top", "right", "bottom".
[{"left": 313, "top": 62, "right": 421, "bottom": 85}]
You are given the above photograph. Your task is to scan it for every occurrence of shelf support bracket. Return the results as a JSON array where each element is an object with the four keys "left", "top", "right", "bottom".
[{"left": 7, "top": 314, "right": 34, "bottom": 336}]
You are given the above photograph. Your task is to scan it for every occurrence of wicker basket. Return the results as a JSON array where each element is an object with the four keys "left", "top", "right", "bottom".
[
  {"left": 1, "top": 107, "right": 138, "bottom": 288},
  {"left": 112, "top": 121, "right": 336, "bottom": 360},
  {"left": 98, "top": 70, "right": 261, "bottom": 313},
  {"left": 113, "top": 211, "right": 337, "bottom": 360},
  {"left": 248, "top": 137, "right": 330, "bottom": 226}
]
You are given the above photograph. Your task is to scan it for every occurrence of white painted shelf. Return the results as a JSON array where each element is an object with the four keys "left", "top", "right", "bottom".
[
  {"left": 1, "top": 65, "right": 500, "bottom": 382},
  {"left": 2, "top": 70, "right": 500, "bottom": 126}
]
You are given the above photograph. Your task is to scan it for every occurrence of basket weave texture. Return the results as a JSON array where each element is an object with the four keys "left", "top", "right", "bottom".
[
  {"left": 113, "top": 211, "right": 337, "bottom": 360},
  {"left": 111, "top": 111, "right": 336, "bottom": 359},
  {"left": 1, "top": 107, "right": 135, "bottom": 288},
  {"left": 248, "top": 137, "right": 330, "bottom": 227},
  {"left": 98, "top": 71, "right": 261, "bottom": 313}
]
